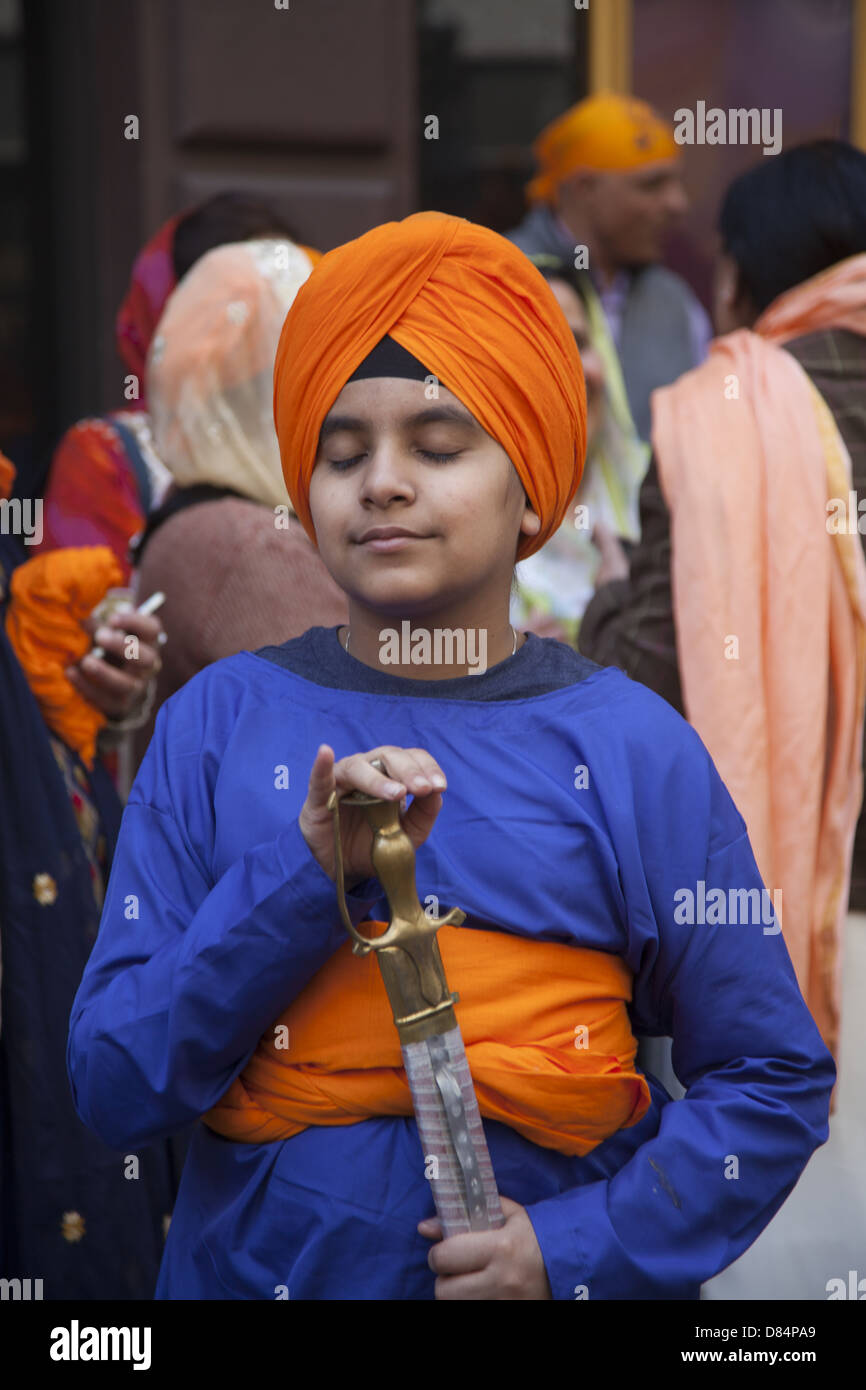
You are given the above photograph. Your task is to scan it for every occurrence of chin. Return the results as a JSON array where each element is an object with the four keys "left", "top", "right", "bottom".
[
  {"left": 348, "top": 575, "right": 455, "bottom": 616},
  {"left": 585, "top": 401, "right": 603, "bottom": 445},
  {"left": 621, "top": 248, "right": 659, "bottom": 270}
]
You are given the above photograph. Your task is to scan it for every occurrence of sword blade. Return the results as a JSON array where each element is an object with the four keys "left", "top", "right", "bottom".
[{"left": 402, "top": 1024, "right": 505, "bottom": 1237}]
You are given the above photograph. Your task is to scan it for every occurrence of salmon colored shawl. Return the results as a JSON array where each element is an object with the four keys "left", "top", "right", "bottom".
[
  {"left": 204, "top": 926, "right": 651, "bottom": 1156},
  {"left": 652, "top": 254, "right": 866, "bottom": 1057},
  {"left": 273, "top": 212, "right": 587, "bottom": 562}
]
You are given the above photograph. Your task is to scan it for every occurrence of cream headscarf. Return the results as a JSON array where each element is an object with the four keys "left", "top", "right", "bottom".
[{"left": 148, "top": 238, "right": 313, "bottom": 510}]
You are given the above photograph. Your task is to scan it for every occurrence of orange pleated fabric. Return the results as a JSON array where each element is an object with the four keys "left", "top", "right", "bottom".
[
  {"left": 5, "top": 547, "right": 124, "bottom": 767},
  {"left": 204, "top": 925, "right": 651, "bottom": 1156},
  {"left": 272, "top": 212, "right": 586, "bottom": 561},
  {"left": 526, "top": 92, "right": 680, "bottom": 204}
]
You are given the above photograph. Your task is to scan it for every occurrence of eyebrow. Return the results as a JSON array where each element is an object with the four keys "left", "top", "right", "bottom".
[{"left": 318, "top": 404, "right": 479, "bottom": 440}]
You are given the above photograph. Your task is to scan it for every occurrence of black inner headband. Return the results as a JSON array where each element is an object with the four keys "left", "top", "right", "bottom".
[{"left": 347, "top": 334, "right": 431, "bottom": 383}]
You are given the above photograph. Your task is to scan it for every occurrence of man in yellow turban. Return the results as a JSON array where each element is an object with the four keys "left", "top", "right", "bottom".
[{"left": 508, "top": 91, "right": 711, "bottom": 440}]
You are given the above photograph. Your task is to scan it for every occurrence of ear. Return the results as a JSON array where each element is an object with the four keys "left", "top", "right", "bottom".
[
  {"left": 557, "top": 167, "right": 598, "bottom": 208},
  {"left": 520, "top": 504, "right": 542, "bottom": 540},
  {"left": 731, "top": 265, "right": 759, "bottom": 326},
  {"left": 713, "top": 251, "right": 758, "bottom": 331}
]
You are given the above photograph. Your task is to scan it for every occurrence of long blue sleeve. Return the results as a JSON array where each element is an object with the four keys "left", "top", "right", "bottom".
[
  {"left": 67, "top": 685, "right": 379, "bottom": 1150},
  {"left": 66, "top": 639, "right": 837, "bottom": 1299},
  {"left": 525, "top": 711, "right": 836, "bottom": 1299}
]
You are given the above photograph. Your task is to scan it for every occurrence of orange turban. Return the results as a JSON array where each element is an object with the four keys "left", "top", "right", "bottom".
[
  {"left": 273, "top": 212, "right": 586, "bottom": 561},
  {"left": 526, "top": 91, "right": 679, "bottom": 204}
]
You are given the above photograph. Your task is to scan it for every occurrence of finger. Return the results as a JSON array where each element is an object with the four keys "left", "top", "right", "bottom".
[
  {"left": 406, "top": 747, "right": 448, "bottom": 792},
  {"left": 386, "top": 752, "right": 433, "bottom": 797},
  {"left": 130, "top": 642, "right": 161, "bottom": 676},
  {"left": 333, "top": 751, "right": 406, "bottom": 801},
  {"left": 401, "top": 790, "right": 442, "bottom": 845},
  {"left": 434, "top": 1271, "right": 493, "bottom": 1301},
  {"left": 305, "top": 744, "right": 336, "bottom": 812},
  {"left": 92, "top": 627, "right": 161, "bottom": 675},
  {"left": 66, "top": 665, "right": 142, "bottom": 718},
  {"left": 375, "top": 747, "right": 446, "bottom": 797},
  {"left": 427, "top": 1230, "right": 497, "bottom": 1277},
  {"left": 417, "top": 1217, "right": 443, "bottom": 1240},
  {"left": 108, "top": 610, "right": 162, "bottom": 645},
  {"left": 497, "top": 1196, "right": 523, "bottom": 1217},
  {"left": 75, "top": 652, "right": 144, "bottom": 703}
]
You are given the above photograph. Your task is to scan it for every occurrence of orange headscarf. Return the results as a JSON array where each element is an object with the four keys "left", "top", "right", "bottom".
[
  {"left": 526, "top": 92, "right": 680, "bottom": 204},
  {"left": 5, "top": 547, "right": 124, "bottom": 768},
  {"left": 204, "top": 925, "right": 651, "bottom": 1155},
  {"left": 273, "top": 212, "right": 586, "bottom": 561}
]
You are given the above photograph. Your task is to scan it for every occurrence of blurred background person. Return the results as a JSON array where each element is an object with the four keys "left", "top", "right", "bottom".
[
  {"left": 581, "top": 139, "right": 866, "bottom": 1060},
  {"left": 131, "top": 238, "right": 347, "bottom": 767},
  {"left": 0, "top": 452, "right": 176, "bottom": 1298},
  {"left": 507, "top": 92, "right": 711, "bottom": 441},
  {"left": 511, "top": 254, "right": 648, "bottom": 644},
  {"left": 35, "top": 193, "right": 304, "bottom": 582}
]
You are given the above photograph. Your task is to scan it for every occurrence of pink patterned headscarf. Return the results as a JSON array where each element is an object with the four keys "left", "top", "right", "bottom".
[{"left": 115, "top": 214, "right": 181, "bottom": 398}]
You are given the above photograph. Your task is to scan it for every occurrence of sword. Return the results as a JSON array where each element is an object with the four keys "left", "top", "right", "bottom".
[{"left": 327, "top": 762, "right": 505, "bottom": 1238}]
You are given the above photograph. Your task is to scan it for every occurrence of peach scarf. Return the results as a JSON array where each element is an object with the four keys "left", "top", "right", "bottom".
[
  {"left": 652, "top": 254, "right": 866, "bottom": 1057},
  {"left": 204, "top": 925, "right": 651, "bottom": 1156}
]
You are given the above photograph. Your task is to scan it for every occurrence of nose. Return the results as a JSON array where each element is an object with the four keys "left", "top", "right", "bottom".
[
  {"left": 665, "top": 177, "right": 689, "bottom": 218},
  {"left": 360, "top": 439, "right": 417, "bottom": 509}
]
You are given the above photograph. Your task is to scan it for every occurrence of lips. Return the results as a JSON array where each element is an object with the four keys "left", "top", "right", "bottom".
[{"left": 356, "top": 527, "right": 426, "bottom": 543}]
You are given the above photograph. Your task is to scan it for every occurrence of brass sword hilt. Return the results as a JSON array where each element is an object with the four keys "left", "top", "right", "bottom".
[{"left": 327, "top": 759, "right": 465, "bottom": 1046}]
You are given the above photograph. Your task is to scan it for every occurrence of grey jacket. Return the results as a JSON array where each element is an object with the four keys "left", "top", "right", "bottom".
[{"left": 507, "top": 204, "right": 710, "bottom": 441}]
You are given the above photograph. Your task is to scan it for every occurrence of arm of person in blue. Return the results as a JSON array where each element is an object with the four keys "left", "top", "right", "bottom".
[
  {"left": 525, "top": 698, "right": 836, "bottom": 1300},
  {"left": 67, "top": 670, "right": 380, "bottom": 1150}
]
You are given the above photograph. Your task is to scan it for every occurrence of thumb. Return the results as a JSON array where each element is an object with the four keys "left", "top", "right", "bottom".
[
  {"left": 417, "top": 1216, "right": 443, "bottom": 1240},
  {"left": 305, "top": 744, "right": 336, "bottom": 813}
]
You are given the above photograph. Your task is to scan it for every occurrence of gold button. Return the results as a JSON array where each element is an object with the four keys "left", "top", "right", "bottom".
[
  {"left": 33, "top": 873, "right": 58, "bottom": 906},
  {"left": 61, "top": 1210, "right": 85, "bottom": 1242}
]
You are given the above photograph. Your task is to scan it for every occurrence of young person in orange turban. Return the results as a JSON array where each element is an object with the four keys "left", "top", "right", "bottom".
[{"left": 70, "top": 212, "right": 833, "bottom": 1301}]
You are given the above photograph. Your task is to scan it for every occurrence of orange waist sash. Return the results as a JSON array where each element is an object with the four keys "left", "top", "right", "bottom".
[{"left": 203, "top": 925, "right": 652, "bottom": 1157}]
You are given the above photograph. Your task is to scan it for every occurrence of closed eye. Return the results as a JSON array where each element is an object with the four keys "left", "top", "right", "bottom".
[
  {"left": 328, "top": 454, "right": 366, "bottom": 471},
  {"left": 327, "top": 449, "right": 461, "bottom": 471}
]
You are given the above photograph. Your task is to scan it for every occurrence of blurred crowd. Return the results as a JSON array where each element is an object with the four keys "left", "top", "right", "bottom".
[{"left": 3, "top": 92, "right": 866, "bottom": 1297}]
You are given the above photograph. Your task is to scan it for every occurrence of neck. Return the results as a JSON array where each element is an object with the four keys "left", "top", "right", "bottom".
[
  {"left": 554, "top": 203, "right": 618, "bottom": 284},
  {"left": 341, "top": 599, "right": 521, "bottom": 679}
]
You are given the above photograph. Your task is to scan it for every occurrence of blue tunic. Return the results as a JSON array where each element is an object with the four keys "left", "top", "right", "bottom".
[{"left": 68, "top": 626, "right": 834, "bottom": 1299}]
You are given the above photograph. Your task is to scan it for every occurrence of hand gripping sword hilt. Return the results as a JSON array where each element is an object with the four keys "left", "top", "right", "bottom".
[{"left": 327, "top": 760, "right": 465, "bottom": 1045}]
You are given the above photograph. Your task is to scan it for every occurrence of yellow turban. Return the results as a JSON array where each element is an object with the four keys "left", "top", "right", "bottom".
[{"left": 526, "top": 92, "right": 679, "bottom": 204}]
